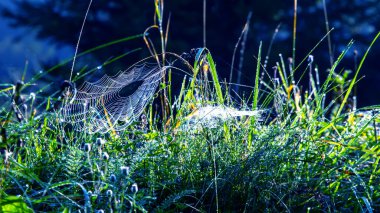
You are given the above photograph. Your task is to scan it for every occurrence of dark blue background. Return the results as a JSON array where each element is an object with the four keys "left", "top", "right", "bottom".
[{"left": 0, "top": 0, "right": 379, "bottom": 106}]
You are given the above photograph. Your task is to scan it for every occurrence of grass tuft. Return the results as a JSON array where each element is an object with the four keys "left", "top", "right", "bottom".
[{"left": 1, "top": 1, "right": 380, "bottom": 212}]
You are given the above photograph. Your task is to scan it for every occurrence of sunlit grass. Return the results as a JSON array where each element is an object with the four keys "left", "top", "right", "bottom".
[
  {"left": 1, "top": 35, "right": 380, "bottom": 211},
  {"left": 1, "top": 0, "right": 380, "bottom": 211}
]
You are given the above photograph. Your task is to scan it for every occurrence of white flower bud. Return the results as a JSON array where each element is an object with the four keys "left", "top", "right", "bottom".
[
  {"left": 102, "top": 152, "right": 109, "bottom": 161},
  {"left": 121, "top": 166, "right": 130, "bottom": 176},
  {"left": 131, "top": 183, "right": 138, "bottom": 193},
  {"left": 106, "top": 189, "right": 113, "bottom": 197},
  {"left": 96, "top": 138, "right": 106, "bottom": 146},
  {"left": 84, "top": 143, "right": 91, "bottom": 152},
  {"left": 109, "top": 174, "right": 117, "bottom": 182}
]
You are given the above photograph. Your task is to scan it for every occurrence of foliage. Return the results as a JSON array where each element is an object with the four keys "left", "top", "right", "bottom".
[{"left": 1, "top": 1, "right": 380, "bottom": 212}]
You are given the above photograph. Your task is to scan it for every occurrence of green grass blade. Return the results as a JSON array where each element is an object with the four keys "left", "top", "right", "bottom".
[
  {"left": 336, "top": 31, "right": 380, "bottom": 117},
  {"left": 207, "top": 53, "right": 224, "bottom": 104},
  {"left": 253, "top": 41, "right": 262, "bottom": 110}
]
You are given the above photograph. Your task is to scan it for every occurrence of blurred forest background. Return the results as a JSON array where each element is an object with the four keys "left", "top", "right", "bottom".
[{"left": 0, "top": 0, "right": 379, "bottom": 106}]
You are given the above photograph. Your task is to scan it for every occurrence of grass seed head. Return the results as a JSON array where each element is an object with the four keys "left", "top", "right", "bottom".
[
  {"left": 106, "top": 189, "right": 113, "bottom": 197},
  {"left": 121, "top": 166, "right": 130, "bottom": 176},
  {"left": 84, "top": 143, "right": 91, "bottom": 152},
  {"left": 96, "top": 138, "right": 106, "bottom": 146},
  {"left": 102, "top": 152, "right": 109, "bottom": 161},
  {"left": 109, "top": 174, "right": 117, "bottom": 182},
  {"left": 131, "top": 183, "right": 138, "bottom": 193}
]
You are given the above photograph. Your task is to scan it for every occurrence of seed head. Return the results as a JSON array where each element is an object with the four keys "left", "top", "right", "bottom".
[
  {"left": 29, "top": 92, "right": 36, "bottom": 100},
  {"left": 106, "top": 189, "right": 113, "bottom": 197},
  {"left": 308, "top": 55, "right": 314, "bottom": 63},
  {"left": 84, "top": 143, "right": 91, "bottom": 152},
  {"left": 109, "top": 174, "right": 117, "bottom": 182},
  {"left": 120, "top": 166, "right": 130, "bottom": 176},
  {"left": 96, "top": 138, "right": 106, "bottom": 146},
  {"left": 131, "top": 183, "right": 138, "bottom": 193},
  {"left": 102, "top": 152, "right": 109, "bottom": 161}
]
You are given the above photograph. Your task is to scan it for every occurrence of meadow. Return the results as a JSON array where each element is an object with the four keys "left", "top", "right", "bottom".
[{"left": 1, "top": 0, "right": 380, "bottom": 212}]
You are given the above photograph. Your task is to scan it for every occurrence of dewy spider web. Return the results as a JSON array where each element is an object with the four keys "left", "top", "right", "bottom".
[{"left": 61, "top": 62, "right": 164, "bottom": 133}]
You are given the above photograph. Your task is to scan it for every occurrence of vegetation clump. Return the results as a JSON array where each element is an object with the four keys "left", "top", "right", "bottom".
[{"left": 1, "top": 0, "right": 380, "bottom": 212}]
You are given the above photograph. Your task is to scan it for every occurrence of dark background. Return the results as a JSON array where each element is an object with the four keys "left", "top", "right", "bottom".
[{"left": 0, "top": 0, "right": 379, "bottom": 107}]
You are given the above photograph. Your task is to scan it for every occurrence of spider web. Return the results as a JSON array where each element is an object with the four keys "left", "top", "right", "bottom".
[{"left": 61, "top": 62, "right": 164, "bottom": 133}]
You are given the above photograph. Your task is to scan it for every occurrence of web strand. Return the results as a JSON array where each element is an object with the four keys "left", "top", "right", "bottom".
[{"left": 70, "top": 0, "right": 93, "bottom": 81}]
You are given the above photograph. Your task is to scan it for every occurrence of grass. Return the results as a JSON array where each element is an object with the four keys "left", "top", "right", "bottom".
[{"left": 1, "top": 1, "right": 380, "bottom": 212}]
